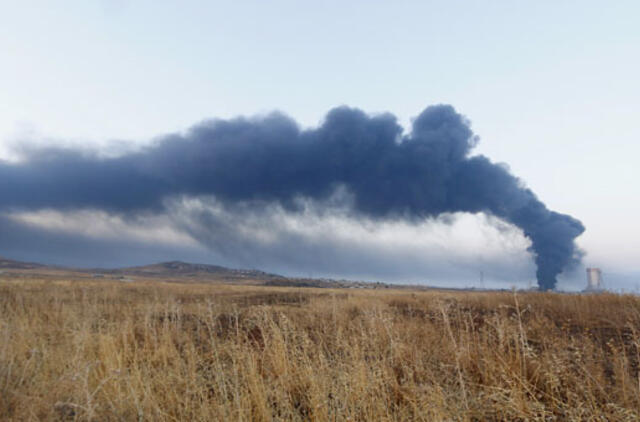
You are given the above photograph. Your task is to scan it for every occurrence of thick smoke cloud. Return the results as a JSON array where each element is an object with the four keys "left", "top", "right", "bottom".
[{"left": 0, "top": 105, "right": 584, "bottom": 289}]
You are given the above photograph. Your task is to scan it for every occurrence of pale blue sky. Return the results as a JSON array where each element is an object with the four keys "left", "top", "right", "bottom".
[{"left": 1, "top": 1, "right": 639, "bottom": 288}]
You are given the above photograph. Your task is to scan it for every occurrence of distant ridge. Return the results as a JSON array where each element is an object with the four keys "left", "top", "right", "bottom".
[
  {"left": 0, "top": 256, "right": 283, "bottom": 280},
  {"left": 0, "top": 256, "right": 401, "bottom": 289},
  {"left": 108, "top": 260, "right": 284, "bottom": 279},
  {"left": 0, "top": 256, "right": 45, "bottom": 270}
]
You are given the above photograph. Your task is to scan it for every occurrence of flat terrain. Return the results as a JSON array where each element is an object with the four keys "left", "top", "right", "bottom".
[{"left": 1, "top": 278, "right": 640, "bottom": 421}]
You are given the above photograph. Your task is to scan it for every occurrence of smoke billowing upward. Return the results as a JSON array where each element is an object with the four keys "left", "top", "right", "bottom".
[{"left": 0, "top": 105, "right": 584, "bottom": 289}]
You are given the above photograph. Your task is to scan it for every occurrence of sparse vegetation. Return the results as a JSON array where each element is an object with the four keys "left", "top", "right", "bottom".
[{"left": 1, "top": 279, "right": 640, "bottom": 420}]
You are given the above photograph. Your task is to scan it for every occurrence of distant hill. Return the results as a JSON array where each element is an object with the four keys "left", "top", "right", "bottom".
[
  {"left": 0, "top": 256, "right": 282, "bottom": 281},
  {"left": 0, "top": 256, "right": 400, "bottom": 289},
  {"left": 0, "top": 256, "right": 45, "bottom": 270},
  {"left": 107, "top": 260, "right": 284, "bottom": 280}
]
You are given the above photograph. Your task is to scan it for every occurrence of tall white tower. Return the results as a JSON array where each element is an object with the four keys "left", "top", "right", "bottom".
[{"left": 586, "top": 268, "right": 602, "bottom": 291}]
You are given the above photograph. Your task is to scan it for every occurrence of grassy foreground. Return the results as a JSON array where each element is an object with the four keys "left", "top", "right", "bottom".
[{"left": 1, "top": 280, "right": 640, "bottom": 421}]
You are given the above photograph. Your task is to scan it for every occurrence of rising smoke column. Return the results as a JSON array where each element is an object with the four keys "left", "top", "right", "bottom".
[{"left": 0, "top": 105, "right": 584, "bottom": 289}]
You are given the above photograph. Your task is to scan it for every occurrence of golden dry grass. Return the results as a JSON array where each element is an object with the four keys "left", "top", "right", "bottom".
[{"left": 1, "top": 279, "right": 640, "bottom": 421}]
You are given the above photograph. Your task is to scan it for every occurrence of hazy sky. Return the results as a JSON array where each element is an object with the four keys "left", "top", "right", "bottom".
[{"left": 1, "top": 1, "right": 639, "bottom": 290}]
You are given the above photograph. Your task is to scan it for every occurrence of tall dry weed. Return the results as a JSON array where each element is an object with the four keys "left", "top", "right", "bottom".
[{"left": 0, "top": 280, "right": 639, "bottom": 420}]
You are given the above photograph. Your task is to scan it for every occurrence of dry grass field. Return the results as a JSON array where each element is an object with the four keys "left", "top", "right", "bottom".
[{"left": 1, "top": 279, "right": 640, "bottom": 421}]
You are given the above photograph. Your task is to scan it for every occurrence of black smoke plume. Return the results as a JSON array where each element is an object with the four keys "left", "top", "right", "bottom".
[{"left": 0, "top": 105, "right": 584, "bottom": 289}]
